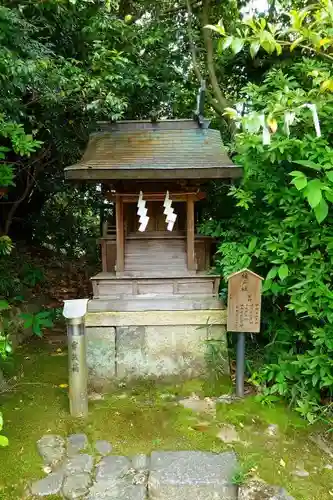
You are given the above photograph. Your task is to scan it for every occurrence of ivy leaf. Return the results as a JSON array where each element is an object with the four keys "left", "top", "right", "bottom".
[
  {"left": 314, "top": 198, "right": 328, "bottom": 224},
  {"left": 305, "top": 179, "right": 322, "bottom": 208},
  {"left": 278, "top": 264, "right": 289, "bottom": 280},
  {"left": 231, "top": 37, "right": 244, "bottom": 54}
]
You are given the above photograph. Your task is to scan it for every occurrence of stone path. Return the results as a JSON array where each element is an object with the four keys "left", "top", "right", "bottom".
[{"left": 28, "top": 433, "right": 294, "bottom": 499}]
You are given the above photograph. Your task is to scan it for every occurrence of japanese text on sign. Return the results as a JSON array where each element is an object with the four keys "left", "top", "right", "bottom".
[{"left": 227, "top": 269, "right": 263, "bottom": 333}]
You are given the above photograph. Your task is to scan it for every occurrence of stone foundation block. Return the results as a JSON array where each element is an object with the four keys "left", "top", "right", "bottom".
[{"left": 148, "top": 451, "right": 238, "bottom": 500}]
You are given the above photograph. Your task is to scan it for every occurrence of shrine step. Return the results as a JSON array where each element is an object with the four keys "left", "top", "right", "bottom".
[
  {"left": 88, "top": 294, "right": 224, "bottom": 312},
  {"left": 91, "top": 274, "right": 220, "bottom": 298}
]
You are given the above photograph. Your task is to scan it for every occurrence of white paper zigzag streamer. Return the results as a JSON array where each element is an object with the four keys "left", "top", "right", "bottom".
[
  {"left": 163, "top": 191, "right": 177, "bottom": 231},
  {"left": 137, "top": 191, "right": 149, "bottom": 232}
]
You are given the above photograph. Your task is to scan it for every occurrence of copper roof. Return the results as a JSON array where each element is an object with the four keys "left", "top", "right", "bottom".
[{"left": 64, "top": 119, "right": 242, "bottom": 181}]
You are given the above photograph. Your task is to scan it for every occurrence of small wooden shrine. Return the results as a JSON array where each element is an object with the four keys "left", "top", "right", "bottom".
[{"left": 65, "top": 118, "right": 242, "bottom": 386}]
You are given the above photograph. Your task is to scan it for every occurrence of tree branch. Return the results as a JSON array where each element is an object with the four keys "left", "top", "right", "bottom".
[
  {"left": 4, "top": 167, "right": 34, "bottom": 234},
  {"left": 186, "top": 0, "right": 228, "bottom": 116},
  {"left": 201, "top": 0, "right": 231, "bottom": 112},
  {"left": 186, "top": 0, "right": 203, "bottom": 82},
  {"left": 279, "top": 40, "right": 333, "bottom": 63}
]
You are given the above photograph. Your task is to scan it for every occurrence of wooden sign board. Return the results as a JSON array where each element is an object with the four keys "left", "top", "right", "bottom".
[{"left": 227, "top": 269, "right": 263, "bottom": 333}]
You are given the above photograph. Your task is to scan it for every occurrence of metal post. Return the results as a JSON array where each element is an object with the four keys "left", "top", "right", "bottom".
[
  {"left": 236, "top": 332, "right": 245, "bottom": 398},
  {"left": 63, "top": 299, "right": 89, "bottom": 418}
]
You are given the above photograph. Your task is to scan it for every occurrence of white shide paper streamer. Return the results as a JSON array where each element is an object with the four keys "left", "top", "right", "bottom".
[
  {"left": 163, "top": 191, "right": 177, "bottom": 231},
  {"left": 137, "top": 191, "right": 149, "bottom": 232}
]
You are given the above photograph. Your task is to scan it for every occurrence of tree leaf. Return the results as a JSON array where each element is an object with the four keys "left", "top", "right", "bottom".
[
  {"left": 250, "top": 41, "right": 260, "bottom": 58},
  {"left": 314, "top": 198, "right": 328, "bottom": 223},
  {"left": 266, "top": 267, "right": 278, "bottom": 280},
  {"left": 222, "top": 36, "right": 234, "bottom": 50},
  {"left": 275, "top": 42, "right": 282, "bottom": 55},
  {"left": 290, "top": 171, "right": 307, "bottom": 190},
  {"left": 321, "top": 80, "right": 333, "bottom": 92},
  {"left": 325, "top": 190, "right": 333, "bottom": 202},
  {"left": 326, "top": 171, "right": 333, "bottom": 182},
  {"left": 204, "top": 24, "right": 226, "bottom": 36},
  {"left": 289, "top": 170, "right": 305, "bottom": 177},
  {"left": 305, "top": 179, "right": 322, "bottom": 208},
  {"left": 248, "top": 237, "right": 258, "bottom": 252},
  {"left": 278, "top": 264, "right": 289, "bottom": 280},
  {"left": 0, "top": 300, "right": 10, "bottom": 311},
  {"left": 0, "top": 435, "right": 8, "bottom": 447},
  {"left": 290, "top": 36, "right": 304, "bottom": 51},
  {"left": 292, "top": 160, "right": 322, "bottom": 171},
  {"left": 231, "top": 37, "right": 244, "bottom": 54},
  {"left": 292, "top": 176, "right": 308, "bottom": 190}
]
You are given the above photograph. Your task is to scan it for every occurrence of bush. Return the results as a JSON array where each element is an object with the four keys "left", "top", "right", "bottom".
[{"left": 202, "top": 55, "right": 333, "bottom": 422}]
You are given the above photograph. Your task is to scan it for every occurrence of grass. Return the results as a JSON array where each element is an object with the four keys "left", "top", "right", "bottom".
[{"left": 0, "top": 340, "right": 333, "bottom": 499}]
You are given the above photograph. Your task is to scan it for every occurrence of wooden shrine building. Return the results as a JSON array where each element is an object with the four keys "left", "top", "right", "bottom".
[{"left": 65, "top": 118, "right": 242, "bottom": 387}]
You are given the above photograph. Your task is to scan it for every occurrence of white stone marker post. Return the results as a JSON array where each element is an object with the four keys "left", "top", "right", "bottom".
[{"left": 63, "top": 299, "right": 89, "bottom": 417}]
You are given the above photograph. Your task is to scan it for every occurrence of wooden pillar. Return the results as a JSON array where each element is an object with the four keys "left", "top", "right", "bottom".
[
  {"left": 187, "top": 195, "right": 196, "bottom": 271},
  {"left": 116, "top": 195, "right": 125, "bottom": 272},
  {"left": 101, "top": 239, "right": 108, "bottom": 272}
]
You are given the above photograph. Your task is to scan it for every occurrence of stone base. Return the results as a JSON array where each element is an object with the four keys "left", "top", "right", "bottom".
[{"left": 85, "top": 309, "right": 228, "bottom": 388}]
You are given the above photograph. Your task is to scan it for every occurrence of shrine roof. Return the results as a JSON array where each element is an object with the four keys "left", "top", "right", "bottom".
[{"left": 64, "top": 119, "right": 242, "bottom": 181}]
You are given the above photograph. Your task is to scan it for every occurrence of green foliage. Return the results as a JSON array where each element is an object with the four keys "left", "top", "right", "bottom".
[
  {"left": 202, "top": 2, "right": 333, "bottom": 423},
  {"left": 32, "top": 187, "right": 100, "bottom": 261},
  {"left": 206, "top": 0, "right": 333, "bottom": 64},
  {"left": 0, "top": 413, "right": 8, "bottom": 447},
  {"left": 21, "top": 264, "right": 44, "bottom": 288},
  {"left": 20, "top": 311, "right": 54, "bottom": 337},
  {"left": 0, "top": 236, "right": 13, "bottom": 257},
  {"left": 231, "top": 457, "right": 257, "bottom": 485}
]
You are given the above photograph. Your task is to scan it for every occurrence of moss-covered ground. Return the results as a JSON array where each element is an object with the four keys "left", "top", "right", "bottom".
[{"left": 0, "top": 341, "right": 333, "bottom": 499}]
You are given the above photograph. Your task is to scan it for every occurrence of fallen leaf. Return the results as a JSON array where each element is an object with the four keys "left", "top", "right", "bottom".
[
  {"left": 58, "top": 383, "right": 68, "bottom": 388},
  {"left": 280, "top": 458, "right": 286, "bottom": 467}
]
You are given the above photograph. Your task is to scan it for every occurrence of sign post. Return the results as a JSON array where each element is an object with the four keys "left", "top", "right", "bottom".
[{"left": 227, "top": 269, "right": 263, "bottom": 397}]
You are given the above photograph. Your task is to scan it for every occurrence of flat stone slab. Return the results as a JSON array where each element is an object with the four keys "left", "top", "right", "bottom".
[
  {"left": 37, "top": 435, "right": 66, "bottom": 467},
  {"left": 62, "top": 472, "right": 91, "bottom": 499},
  {"left": 64, "top": 454, "right": 94, "bottom": 475},
  {"left": 96, "top": 455, "right": 132, "bottom": 480},
  {"left": 87, "top": 479, "right": 146, "bottom": 499},
  {"left": 238, "top": 481, "right": 294, "bottom": 499},
  {"left": 148, "top": 451, "right": 238, "bottom": 499},
  {"left": 30, "top": 470, "right": 64, "bottom": 497},
  {"left": 67, "top": 433, "right": 88, "bottom": 456},
  {"left": 95, "top": 439, "right": 113, "bottom": 456},
  {"left": 132, "top": 453, "right": 150, "bottom": 471}
]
